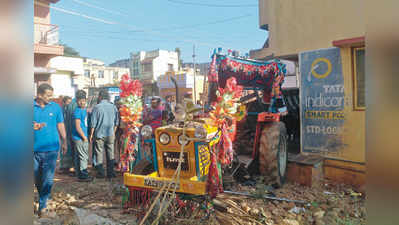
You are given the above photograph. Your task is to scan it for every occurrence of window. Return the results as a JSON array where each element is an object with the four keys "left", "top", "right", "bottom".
[
  {"left": 353, "top": 47, "right": 365, "bottom": 110},
  {"left": 98, "top": 70, "right": 104, "bottom": 78},
  {"left": 84, "top": 69, "right": 90, "bottom": 78},
  {"left": 143, "top": 63, "right": 152, "bottom": 72},
  {"left": 113, "top": 71, "right": 118, "bottom": 80},
  {"left": 168, "top": 63, "right": 174, "bottom": 71}
]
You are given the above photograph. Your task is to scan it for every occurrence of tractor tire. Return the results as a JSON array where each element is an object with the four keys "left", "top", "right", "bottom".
[{"left": 258, "top": 121, "right": 288, "bottom": 187}]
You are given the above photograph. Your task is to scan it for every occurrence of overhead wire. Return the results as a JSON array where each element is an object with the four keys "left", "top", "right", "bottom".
[
  {"left": 35, "top": 1, "right": 225, "bottom": 47},
  {"left": 166, "top": 0, "right": 257, "bottom": 7},
  {"left": 64, "top": 0, "right": 255, "bottom": 41},
  {"left": 35, "top": 1, "right": 116, "bottom": 25},
  {"left": 40, "top": 1, "right": 258, "bottom": 61},
  {"left": 70, "top": 0, "right": 128, "bottom": 17}
]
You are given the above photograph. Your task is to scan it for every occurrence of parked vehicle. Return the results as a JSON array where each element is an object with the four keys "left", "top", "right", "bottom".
[{"left": 122, "top": 51, "right": 290, "bottom": 221}]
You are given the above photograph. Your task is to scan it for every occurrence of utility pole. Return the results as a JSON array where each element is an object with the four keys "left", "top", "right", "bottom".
[{"left": 192, "top": 44, "right": 197, "bottom": 103}]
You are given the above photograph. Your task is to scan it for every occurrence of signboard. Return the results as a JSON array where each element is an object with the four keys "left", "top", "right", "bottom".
[
  {"left": 300, "top": 48, "right": 347, "bottom": 155},
  {"left": 162, "top": 152, "right": 189, "bottom": 171}
]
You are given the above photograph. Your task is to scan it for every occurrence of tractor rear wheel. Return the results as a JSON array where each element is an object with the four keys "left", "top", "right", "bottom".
[{"left": 258, "top": 121, "right": 288, "bottom": 187}]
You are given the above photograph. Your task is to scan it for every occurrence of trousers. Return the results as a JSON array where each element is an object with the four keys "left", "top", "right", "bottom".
[{"left": 34, "top": 151, "right": 58, "bottom": 210}]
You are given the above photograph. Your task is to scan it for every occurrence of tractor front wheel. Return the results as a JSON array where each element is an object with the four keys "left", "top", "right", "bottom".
[{"left": 258, "top": 121, "right": 288, "bottom": 187}]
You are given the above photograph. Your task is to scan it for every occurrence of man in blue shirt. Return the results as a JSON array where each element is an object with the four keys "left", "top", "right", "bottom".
[
  {"left": 72, "top": 90, "right": 93, "bottom": 182},
  {"left": 33, "top": 84, "right": 67, "bottom": 217},
  {"left": 59, "top": 96, "right": 77, "bottom": 175},
  {"left": 90, "top": 90, "right": 119, "bottom": 178}
]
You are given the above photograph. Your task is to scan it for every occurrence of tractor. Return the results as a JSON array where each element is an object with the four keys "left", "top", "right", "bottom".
[
  {"left": 206, "top": 51, "right": 289, "bottom": 188},
  {"left": 121, "top": 51, "right": 290, "bottom": 223}
]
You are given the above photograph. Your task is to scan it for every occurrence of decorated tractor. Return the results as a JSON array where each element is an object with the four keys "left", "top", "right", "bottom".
[
  {"left": 207, "top": 50, "right": 289, "bottom": 188},
  {"left": 117, "top": 49, "right": 289, "bottom": 223}
]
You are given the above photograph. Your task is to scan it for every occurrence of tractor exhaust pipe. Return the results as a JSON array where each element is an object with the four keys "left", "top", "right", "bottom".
[{"left": 170, "top": 76, "right": 180, "bottom": 104}]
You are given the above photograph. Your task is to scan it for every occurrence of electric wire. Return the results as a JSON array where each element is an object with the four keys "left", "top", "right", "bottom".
[
  {"left": 166, "top": 0, "right": 257, "bottom": 8},
  {"left": 71, "top": 0, "right": 128, "bottom": 17}
]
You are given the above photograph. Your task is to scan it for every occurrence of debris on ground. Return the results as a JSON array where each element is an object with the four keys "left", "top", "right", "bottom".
[{"left": 34, "top": 170, "right": 365, "bottom": 225}]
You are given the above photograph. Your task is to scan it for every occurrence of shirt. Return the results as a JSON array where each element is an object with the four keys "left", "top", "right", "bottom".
[
  {"left": 63, "top": 99, "right": 78, "bottom": 139},
  {"left": 72, "top": 107, "right": 88, "bottom": 141},
  {"left": 144, "top": 107, "right": 162, "bottom": 130},
  {"left": 34, "top": 101, "right": 64, "bottom": 152},
  {"left": 90, "top": 100, "right": 119, "bottom": 138}
]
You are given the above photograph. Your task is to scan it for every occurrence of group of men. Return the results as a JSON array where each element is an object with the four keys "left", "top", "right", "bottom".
[
  {"left": 33, "top": 84, "right": 119, "bottom": 217},
  {"left": 33, "top": 82, "right": 182, "bottom": 217}
]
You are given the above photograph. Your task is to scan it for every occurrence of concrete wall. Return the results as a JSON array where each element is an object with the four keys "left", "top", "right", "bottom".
[
  {"left": 84, "top": 61, "right": 130, "bottom": 87},
  {"left": 334, "top": 47, "right": 365, "bottom": 163},
  {"left": 151, "top": 50, "right": 178, "bottom": 81},
  {"left": 34, "top": 0, "right": 50, "bottom": 24},
  {"left": 48, "top": 56, "right": 84, "bottom": 97},
  {"left": 252, "top": 0, "right": 365, "bottom": 59},
  {"left": 157, "top": 70, "right": 204, "bottom": 102},
  {"left": 253, "top": 0, "right": 365, "bottom": 167},
  {"left": 50, "top": 56, "right": 84, "bottom": 75},
  {"left": 50, "top": 72, "right": 75, "bottom": 97},
  {"left": 129, "top": 49, "right": 178, "bottom": 82}
]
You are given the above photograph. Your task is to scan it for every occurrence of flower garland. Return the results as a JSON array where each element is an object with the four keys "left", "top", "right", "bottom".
[
  {"left": 118, "top": 74, "right": 143, "bottom": 172},
  {"left": 207, "top": 77, "right": 245, "bottom": 198}
]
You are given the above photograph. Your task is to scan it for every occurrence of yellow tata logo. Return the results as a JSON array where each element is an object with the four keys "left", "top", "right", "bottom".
[{"left": 311, "top": 57, "right": 332, "bottom": 79}]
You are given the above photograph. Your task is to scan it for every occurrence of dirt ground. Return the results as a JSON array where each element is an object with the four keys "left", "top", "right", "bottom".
[{"left": 33, "top": 167, "right": 365, "bottom": 225}]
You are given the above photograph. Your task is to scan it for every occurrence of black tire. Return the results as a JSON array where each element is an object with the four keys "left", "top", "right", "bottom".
[{"left": 258, "top": 121, "right": 288, "bottom": 187}]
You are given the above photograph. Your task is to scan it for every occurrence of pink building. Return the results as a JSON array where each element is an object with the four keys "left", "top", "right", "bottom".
[{"left": 34, "top": 0, "right": 64, "bottom": 90}]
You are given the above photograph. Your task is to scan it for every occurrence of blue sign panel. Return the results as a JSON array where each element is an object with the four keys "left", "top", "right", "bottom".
[
  {"left": 300, "top": 47, "right": 347, "bottom": 155},
  {"left": 107, "top": 87, "right": 121, "bottom": 93}
]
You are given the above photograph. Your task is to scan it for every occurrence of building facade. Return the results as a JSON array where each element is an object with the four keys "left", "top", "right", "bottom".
[
  {"left": 109, "top": 58, "right": 131, "bottom": 69},
  {"left": 48, "top": 56, "right": 84, "bottom": 98},
  {"left": 182, "top": 62, "right": 210, "bottom": 76},
  {"left": 157, "top": 68, "right": 204, "bottom": 103},
  {"left": 83, "top": 58, "right": 130, "bottom": 89},
  {"left": 130, "top": 49, "right": 179, "bottom": 95},
  {"left": 34, "top": 0, "right": 64, "bottom": 92},
  {"left": 251, "top": 0, "right": 365, "bottom": 188}
]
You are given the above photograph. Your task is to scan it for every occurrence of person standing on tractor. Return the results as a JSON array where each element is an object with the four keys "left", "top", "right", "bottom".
[{"left": 143, "top": 97, "right": 163, "bottom": 130}]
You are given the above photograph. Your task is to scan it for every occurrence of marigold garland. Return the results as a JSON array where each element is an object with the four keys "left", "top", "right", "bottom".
[
  {"left": 118, "top": 74, "right": 143, "bottom": 172},
  {"left": 207, "top": 77, "right": 245, "bottom": 198}
]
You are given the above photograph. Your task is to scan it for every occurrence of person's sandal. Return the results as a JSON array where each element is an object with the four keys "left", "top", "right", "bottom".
[{"left": 38, "top": 208, "right": 53, "bottom": 218}]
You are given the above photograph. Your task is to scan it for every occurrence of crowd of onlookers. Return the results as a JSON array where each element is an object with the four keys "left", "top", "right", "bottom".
[{"left": 33, "top": 83, "right": 177, "bottom": 218}]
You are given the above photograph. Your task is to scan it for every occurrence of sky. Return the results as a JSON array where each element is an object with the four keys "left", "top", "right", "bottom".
[{"left": 51, "top": 0, "right": 268, "bottom": 65}]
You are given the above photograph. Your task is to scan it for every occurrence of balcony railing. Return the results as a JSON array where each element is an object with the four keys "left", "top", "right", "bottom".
[{"left": 34, "top": 23, "right": 59, "bottom": 45}]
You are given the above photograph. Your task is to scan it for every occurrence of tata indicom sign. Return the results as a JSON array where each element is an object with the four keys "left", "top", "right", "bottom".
[{"left": 300, "top": 47, "right": 349, "bottom": 155}]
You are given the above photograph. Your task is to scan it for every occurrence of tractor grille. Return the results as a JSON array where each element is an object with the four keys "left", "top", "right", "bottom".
[{"left": 162, "top": 152, "right": 189, "bottom": 171}]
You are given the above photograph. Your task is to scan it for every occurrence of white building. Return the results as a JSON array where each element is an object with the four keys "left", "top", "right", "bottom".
[
  {"left": 157, "top": 68, "right": 204, "bottom": 102},
  {"left": 48, "top": 56, "right": 84, "bottom": 98},
  {"left": 47, "top": 57, "right": 130, "bottom": 98},
  {"left": 130, "top": 49, "right": 178, "bottom": 86},
  {"left": 83, "top": 58, "right": 130, "bottom": 88}
]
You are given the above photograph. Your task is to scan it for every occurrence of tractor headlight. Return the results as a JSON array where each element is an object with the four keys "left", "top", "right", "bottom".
[
  {"left": 178, "top": 134, "right": 189, "bottom": 146},
  {"left": 141, "top": 125, "right": 153, "bottom": 137},
  {"left": 159, "top": 133, "right": 171, "bottom": 145},
  {"left": 194, "top": 126, "right": 207, "bottom": 139}
]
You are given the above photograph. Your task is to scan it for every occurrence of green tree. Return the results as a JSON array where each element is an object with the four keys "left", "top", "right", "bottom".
[{"left": 61, "top": 43, "right": 80, "bottom": 57}]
